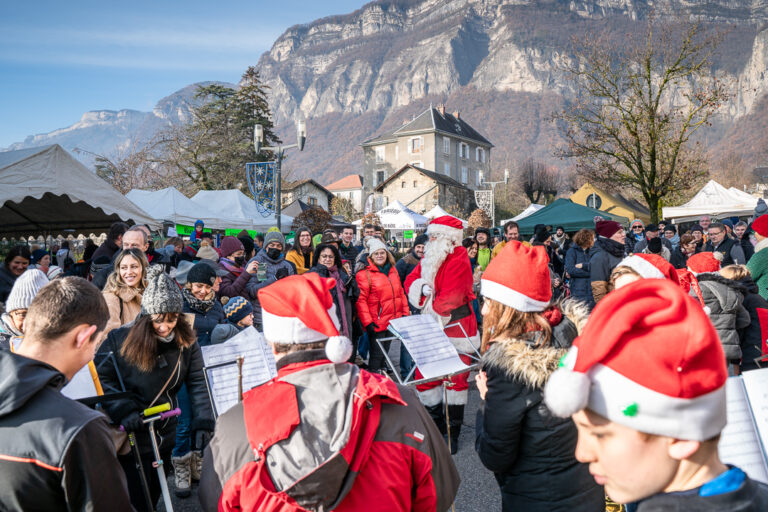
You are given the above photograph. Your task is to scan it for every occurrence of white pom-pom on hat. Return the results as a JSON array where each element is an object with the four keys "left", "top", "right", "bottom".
[
  {"left": 325, "top": 336, "right": 353, "bottom": 363},
  {"left": 544, "top": 368, "right": 591, "bottom": 418}
]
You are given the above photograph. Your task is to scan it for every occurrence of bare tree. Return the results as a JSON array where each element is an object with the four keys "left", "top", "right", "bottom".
[
  {"left": 330, "top": 196, "right": 357, "bottom": 222},
  {"left": 517, "top": 159, "right": 559, "bottom": 204},
  {"left": 75, "top": 139, "right": 169, "bottom": 194},
  {"left": 555, "top": 21, "right": 728, "bottom": 222}
]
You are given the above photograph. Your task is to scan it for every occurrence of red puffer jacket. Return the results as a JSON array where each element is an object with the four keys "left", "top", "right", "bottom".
[{"left": 355, "top": 260, "right": 409, "bottom": 332}]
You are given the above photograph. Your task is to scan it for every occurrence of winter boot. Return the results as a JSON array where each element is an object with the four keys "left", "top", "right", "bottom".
[
  {"left": 190, "top": 450, "right": 203, "bottom": 482},
  {"left": 172, "top": 451, "right": 192, "bottom": 498},
  {"left": 424, "top": 403, "right": 447, "bottom": 436},
  {"left": 447, "top": 405, "right": 465, "bottom": 455}
]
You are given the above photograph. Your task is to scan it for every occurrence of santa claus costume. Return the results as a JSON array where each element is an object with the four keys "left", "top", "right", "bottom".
[{"left": 404, "top": 216, "right": 480, "bottom": 452}]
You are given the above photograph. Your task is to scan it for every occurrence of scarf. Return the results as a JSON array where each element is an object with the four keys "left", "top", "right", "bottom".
[
  {"left": 755, "top": 237, "right": 768, "bottom": 254},
  {"left": 376, "top": 262, "right": 392, "bottom": 276},
  {"left": 219, "top": 257, "right": 243, "bottom": 277},
  {"left": 327, "top": 265, "right": 350, "bottom": 338},
  {"left": 182, "top": 288, "right": 214, "bottom": 313},
  {"left": 597, "top": 236, "right": 626, "bottom": 258},
  {"left": 0, "top": 313, "right": 23, "bottom": 337}
]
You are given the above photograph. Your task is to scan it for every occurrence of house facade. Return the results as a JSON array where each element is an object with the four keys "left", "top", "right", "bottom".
[
  {"left": 281, "top": 179, "right": 334, "bottom": 211},
  {"left": 374, "top": 164, "right": 475, "bottom": 217},
  {"left": 361, "top": 105, "right": 493, "bottom": 207},
  {"left": 326, "top": 174, "right": 364, "bottom": 212}
]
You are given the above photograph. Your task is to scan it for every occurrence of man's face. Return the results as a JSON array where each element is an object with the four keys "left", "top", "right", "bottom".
[
  {"left": 610, "top": 228, "right": 626, "bottom": 244},
  {"left": 505, "top": 227, "right": 519, "bottom": 242},
  {"left": 646, "top": 229, "right": 659, "bottom": 240},
  {"left": 708, "top": 227, "right": 725, "bottom": 245},
  {"left": 342, "top": 228, "right": 354, "bottom": 243},
  {"left": 699, "top": 216, "right": 711, "bottom": 229},
  {"left": 735, "top": 225, "right": 747, "bottom": 239},
  {"left": 664, "top": 230, "right": 675, "bottom": 240},
  {"left": 363, "top": 227, "right": 374, "bottom": 237},
  {"left": 413, "top": 244, "right": 424, "bottom": 258},
  {"left": 375, "top": 230, "right": 384, "bottom": 240},
  {"left": 122, "top": 231, "right": 148, "bottom": 252},
  {"left": 556, "top": 228, "right": 564, "bottom": 236},
  {"left": 572, "top": 409, "right": 680, "bottom": 504},
  {"left": 476, "top": 232, "right": 488, "bottom": 244}
]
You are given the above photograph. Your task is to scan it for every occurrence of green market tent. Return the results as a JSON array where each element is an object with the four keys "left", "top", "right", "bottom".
[{"left": 516, "top": 198, "right": 629, "bottom": 235}]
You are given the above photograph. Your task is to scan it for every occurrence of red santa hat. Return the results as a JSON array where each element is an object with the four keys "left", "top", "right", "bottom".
[
  {"left": 544, "top": 279, "right": 727, "bottom": 441},
  {"left": 687, "top": 251, "right": 722, "bottom": 275},
  {"left": 426, "top": 215, "right": 464, "bottom": 242},
  {"left": 258, "top": 273, "right": 352, "bottom": 363},
  {"left": 481, "top": 240, "right": 552, "bottom": 312},
  {"left": 616, "top": 253, "right": 678, "bottom": 284}
]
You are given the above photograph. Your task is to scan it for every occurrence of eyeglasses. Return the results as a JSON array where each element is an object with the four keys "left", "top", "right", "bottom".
[{"left": 632, "top": 226, "right": 644, "bottom": 230}]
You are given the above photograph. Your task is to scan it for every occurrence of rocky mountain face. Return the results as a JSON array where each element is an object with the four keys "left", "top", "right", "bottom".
[{"left": 7, "top": 0, "right": 768, "bottom": 185}]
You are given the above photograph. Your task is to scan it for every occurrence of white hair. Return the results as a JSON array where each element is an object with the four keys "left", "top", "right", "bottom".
[{"left": 420, "top": 234, "right": 455, "bottom": 284}]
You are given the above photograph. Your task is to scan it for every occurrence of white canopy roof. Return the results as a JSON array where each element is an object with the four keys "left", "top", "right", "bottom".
[
  {"left": 423, "top": 205, "right": 468, "bottom": 227},
  {"left": 0, "top": 144, "right": 159, "bottom": 236},
  {"left": 502, "top": 204, "right": 546, "bottom": 224},
  {"left": 361, "top": 200, "right": 427, "bottom": 230},
  {"left": 728, "top": 187, "right": 758, "bottom": 203},
  {"left": 662, "top": 180, "right": 758, "bottom": 222},
  {"left": 127, "top": 187, "right": 256, "bottom": 231},
  {"left": 191, "top": 189, "right": 294, "bottom": 231}
]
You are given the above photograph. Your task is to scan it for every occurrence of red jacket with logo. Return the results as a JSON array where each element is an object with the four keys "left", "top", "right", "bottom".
[{"left": 198, "top": 350, "right": 459, "bottom": 511}]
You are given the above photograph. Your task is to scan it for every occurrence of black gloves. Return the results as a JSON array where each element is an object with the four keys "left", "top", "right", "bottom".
[
  {"left": 121, "top": 411, "right": 145, "bottom": 432},
  {"left": 365, "top": 323, "right": 378, "bottom": 338},
  {"left": 275, "top": 268, "right": 290, "bottom": 281},
  {"left": 194, "top": 430, "right": 213, "bottom": 451}
]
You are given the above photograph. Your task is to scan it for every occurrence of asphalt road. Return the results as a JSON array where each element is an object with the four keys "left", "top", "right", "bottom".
[{"left": 163, "top": 341, "right": 501, "bottom": 511}]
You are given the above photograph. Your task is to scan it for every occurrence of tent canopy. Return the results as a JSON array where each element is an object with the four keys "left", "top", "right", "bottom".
[
  {"left": 374, "top": 200, "right": 428, "bottom": 230},
  {"left": 502, "top": 204, "right": 545, "bottom": 224},
  {"left": 191, "top": 189, "right": 294, "bottom": 232},
  {"left": 423, "top": 205, "right": 467, "bottom": 227},
  {"left": 516, "top": 198, "right": 628, "bottom": 235},
  {"left": 0, "top": 144, "right": 159, "bottom": 237},
  {"left": 127, "top": 187, "right": 255, "bottom": 231},
  {"left": 662, "top": 180, "right": 757, "bottom": 222}
]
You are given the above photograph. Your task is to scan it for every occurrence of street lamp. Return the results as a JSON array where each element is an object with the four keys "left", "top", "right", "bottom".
[
  {"left": 476, "top": 168, "right": 510, "bottom": 227},
  {"left": 253, "top": 118, "right": 308, "bottom": 231}
]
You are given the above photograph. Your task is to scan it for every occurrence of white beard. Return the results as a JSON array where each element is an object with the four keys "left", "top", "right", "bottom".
[{"left": 420, "top": 235, "right": 455, "bottom": 285}]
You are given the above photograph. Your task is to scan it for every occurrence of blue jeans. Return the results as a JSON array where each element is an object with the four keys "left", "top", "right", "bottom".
[
  {"left": 172, "top": 384, "right": 192, "bottom": 457},
  {"left": 358, "top": 332, "right": 369, "bottom": 360}
]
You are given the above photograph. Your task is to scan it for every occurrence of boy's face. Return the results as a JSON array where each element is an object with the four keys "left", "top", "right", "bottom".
[{"left": 572, "top": 409, "right": 680, "bottom": 504}]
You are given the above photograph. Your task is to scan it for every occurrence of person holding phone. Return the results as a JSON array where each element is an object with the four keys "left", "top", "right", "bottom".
[
  {"left": 245, "top": 230, "right": 295, "bottom": 331},
  {"left": 217, "top": 237, "right": 258, "bottom": 300}
]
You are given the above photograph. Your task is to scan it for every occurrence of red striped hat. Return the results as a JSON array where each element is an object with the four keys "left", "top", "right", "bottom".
[
  {"left": 544, "top": 279, "right": 727, "bottom": 440},
  {"left": 481, "top": 240, "right": 552, "bottom": 312},
  {"left": 258, "top": 273, "right": 352, "bottom": 363}
]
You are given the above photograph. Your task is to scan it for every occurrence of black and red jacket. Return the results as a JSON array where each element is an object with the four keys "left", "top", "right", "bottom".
[{"left": 199, "top": 350, "right": 459, "bottom": 511}]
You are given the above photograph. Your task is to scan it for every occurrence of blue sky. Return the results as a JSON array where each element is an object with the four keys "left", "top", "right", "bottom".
[{"left": 0, "top": 0, "right": 366, "bottom": 147}]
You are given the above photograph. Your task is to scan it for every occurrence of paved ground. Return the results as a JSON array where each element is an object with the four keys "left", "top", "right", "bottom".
[{"left": 163, "top": 340, "right": 501, "bottom": 511}]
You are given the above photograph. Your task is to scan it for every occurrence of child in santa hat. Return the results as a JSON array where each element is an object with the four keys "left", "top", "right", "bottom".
[
  {"left": 475, "top": 240, "right": 604, "bottom": 511},
  {"left": 543, "top": 279, "right": 768, "bottom": 510},
  {"left": 609, "top": 253, "right": 679, "bottom": 290}
]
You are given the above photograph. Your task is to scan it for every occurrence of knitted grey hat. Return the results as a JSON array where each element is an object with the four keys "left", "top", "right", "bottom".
[
  {"left": 264, "top": 230, "right": 285, "bottom": 249},
  {"left": 141, "top": 265, "right": 183, "bottom": 316},
  {"left": 755, "top": 198, "right": 768, "bottom": 217},
  {"left": 6, "top": 269, "right": 49, "bottom": 312}
]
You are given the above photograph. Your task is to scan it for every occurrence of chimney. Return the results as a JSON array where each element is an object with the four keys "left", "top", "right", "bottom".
[
  {"left": 452, "top": 110, "right": 460, "bottom": 119},
  {"left": 437, "top": 103, "right": 446, "bottom": 116}
]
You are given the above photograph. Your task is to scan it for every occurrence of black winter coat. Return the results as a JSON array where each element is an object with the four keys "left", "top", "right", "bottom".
[
  {"left": 590, "top": 237, "right": 625, "bottom": 284},
  {"left": 307, "top": 264, "right": 358, "bottom": 339},
  {"left": 183, "top": 295, "right": 227, "bottom": 347},
  {"left": 565, "top": 245, "right": 593, "bottom": 307},
  {"left": 735, "top": 276, "right": 768, "bottom": 371},
  {"left": 0, "top": 264, "right": 17, "bottom": 305},
  {"left": 475, "top": 303, "right": 603, "bottom": 512},
  {"left": 97, "top": 325, "right": 215, "bottom": 457},
  {"left": 635, "top": 472, "right": 768, "bottom": 511}
]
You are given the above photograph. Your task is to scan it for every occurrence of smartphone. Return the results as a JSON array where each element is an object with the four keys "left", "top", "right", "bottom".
[{"left": 257, "top": 263, "right": 267, "bottom": 281}]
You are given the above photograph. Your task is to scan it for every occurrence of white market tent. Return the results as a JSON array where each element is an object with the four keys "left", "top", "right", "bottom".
[
  {"left": 728, "top": 187, "right": 758, "bottom": 203},
  {"left": 126, "top": 187, "right": 255, "bottom": 231},
  {"left": 501, "top": 204, "right": 545, "bottom": 224},
  {"left": 191, "top": 189, "right": 294, "bottom": 231},
  {"left": 377, "top": 200, "right": 428, "bottom": 230},
  {"left": 0, "top": 144, "right": 159, "bottom": 236},
  {"left": 423, "top": 205, "right": 468, "bottom": 227},
  {"left": 662, "top": 180, "right": 758, "bottom": 222}
]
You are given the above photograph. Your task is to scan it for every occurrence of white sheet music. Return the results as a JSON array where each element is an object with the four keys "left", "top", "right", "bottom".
[
  {"left": 388, "top": 315, "right": 469, "bottom": 380},
  {"left": 61, "top": 362, "right": 99, "bottom": 400},
  {"left": 201, "top": 327, "right": 277, "bottom": 416},
  {"left": 719, "top": 375, "right": 768, "bottom": 483}
]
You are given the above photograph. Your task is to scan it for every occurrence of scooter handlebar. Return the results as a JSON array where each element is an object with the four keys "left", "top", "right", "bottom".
[{"left": 119, "top": 408, "right": 182, "bottom": 431}]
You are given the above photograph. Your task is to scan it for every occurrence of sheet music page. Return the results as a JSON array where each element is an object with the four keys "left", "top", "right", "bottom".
[
  {"left": 61, "top": 362, "right": 99, "bottom": 400},
  {"left": 719, "top": 376, "right": 768, "bottom": 483},
  {"left": 741, "top": 368, "right": 768, "bottom": 479},
  {"left": 388, "top": 316, "right": 469, "bottom": 380},
  {"left": 201, "top": 327, "right": 277, "bottom": 415}
]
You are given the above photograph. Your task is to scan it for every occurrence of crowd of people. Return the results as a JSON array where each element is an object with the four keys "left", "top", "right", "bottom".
[{"left": 1, "top": 206, "right": 768, "bottom": 511}]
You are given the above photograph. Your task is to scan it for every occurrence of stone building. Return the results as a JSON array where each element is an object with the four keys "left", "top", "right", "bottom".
[
  {"left": 374, "top": 164, "right": 475, "bottom": 217},
  {"left": 281, "top": 179, "right": 334, "bottom": 211},
  {"left": 326, "top": 174, "right": 364, "bottom": 212},
  {"left": 361, "top": 105, "right": 493, "bottom": 206}
]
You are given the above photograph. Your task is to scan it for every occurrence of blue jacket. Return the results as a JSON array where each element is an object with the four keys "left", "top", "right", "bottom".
[{"left": 565, "top": 246, "right": 594, "bottom": 307}]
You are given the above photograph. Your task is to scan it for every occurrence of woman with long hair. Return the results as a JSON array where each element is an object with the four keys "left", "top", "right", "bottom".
[
  {"left": 97, "top": 266, "right": 214, "bottom": 511},
  {"left": 0, "top": 245, "right": 31, "bottom": 305},
  {"left": 475, "top": 241, "right": 604, "bottom": 512},
  {"left": 285, "top": 226, "right": 314, "bottom": 274},
  {"left": 102, "top": 249, "right": 148, "bottom": 337}
]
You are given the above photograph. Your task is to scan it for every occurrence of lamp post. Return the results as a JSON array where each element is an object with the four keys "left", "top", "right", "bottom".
[
  {"left": 253, "top": 119, "right": 307, "bottom": 232},
  {"left": 476, "top": 168, "right": 510, "bottom": 227}
]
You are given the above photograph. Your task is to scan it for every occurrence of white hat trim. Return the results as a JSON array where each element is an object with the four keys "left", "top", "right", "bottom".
[
  {"left": 480, "top": 278, "right": 550, "bottom": 312},
  {"left": 427, "top": 223, "right": 462, "bottom": 239},
  {"left": 618, "top": 255, "right": 665, "bottom": 280},
  {"left": 586, "top": 363, "right": 726, "bottom": 441},
  {"left": 262, "top": 304, "right": 341, "bottom": 345}
]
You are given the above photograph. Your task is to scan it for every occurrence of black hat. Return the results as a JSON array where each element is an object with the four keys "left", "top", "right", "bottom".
[
  {"left": 691, "top": 224, "right": 704, "bottom": 234},
  {"left": 414, "top": 234, "right": 429, "bottom": 246},
  {"left": 647, "top": 237, "right": 663, "bottom": 254},
  {"left": 664, "top": 224, "right": 677, "bottom": 234},
  {"left": 475, "top": 227, "right": 491, "bottom": 237},
  {"left": 187, "top": 262, "right": 218, "bottom": 286},
  {"left": 535, "top": 229, "right": 551, "bottom": 243},
  {"left": 645, "top": 223, "right": 659, "bottom": 232}
]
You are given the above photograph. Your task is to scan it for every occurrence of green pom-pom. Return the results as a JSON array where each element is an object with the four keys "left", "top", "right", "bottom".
[
  {"left": 622, "top": 402, "right": 639, "bottom": 417},
  {"left": 558, "top": 354, "right": 567, "bottom": 368}
]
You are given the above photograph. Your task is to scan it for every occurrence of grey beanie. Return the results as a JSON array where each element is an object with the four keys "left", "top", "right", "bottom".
[
  {"left": 141, "top": 265, "right": 183, "bottom": 316},
  {"left": 264, "top": 230, "right": 285, "bottom": 249},
  {"left": 756, "top": 198, "right": 768, "bottom": 217},
  {"left": 6, "top": 269, "right": 49, "bottom": 312}
]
